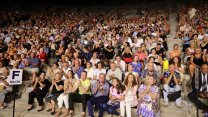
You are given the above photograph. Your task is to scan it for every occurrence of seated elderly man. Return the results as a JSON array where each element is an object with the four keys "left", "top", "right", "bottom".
[
  {"left": 106, "top": 62, "right": 122, "bottom": 83},
  {"left": 87, "top": 73, "right": 110, "bottom": 117},
  {"left": 188, "top": 64, "right": 208, "bottom": 112},
  {"left": 0, "top": 67, "right": 12, "bottom": 109},
  {"left": 141, "top": 62, "right": 161, "bottom": 86},
  {"left": 141, "top": 63, "right": 158, "bottom": 80},
  {"left": 163, "top": 64, "right": 182, "bottom": 107},
  {"left": 24, "top": 52, "right": 40, "bottom": 78}
]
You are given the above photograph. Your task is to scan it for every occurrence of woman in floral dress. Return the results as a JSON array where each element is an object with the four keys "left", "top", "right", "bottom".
[{"left": 137, "top": 76, "right": 159, "bottom": 117}]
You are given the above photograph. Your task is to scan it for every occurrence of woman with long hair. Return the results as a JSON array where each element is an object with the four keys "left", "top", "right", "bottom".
[
  {"left": 102, "top": 77, "right": 125, "bottom": 116},
  {"left": 120, "top": 73, "right": 138, "bottom": 117},
  {"left": 170, "top": 57, "right": 184, "bottom": 74},
  {"left": 56, "top": 70, "right": 79, "bottom": 117}
]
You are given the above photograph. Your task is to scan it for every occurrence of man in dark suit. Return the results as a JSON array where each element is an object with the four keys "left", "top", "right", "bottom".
[{"left": 188, "top": 63, "right": 208, "bottom": 111}]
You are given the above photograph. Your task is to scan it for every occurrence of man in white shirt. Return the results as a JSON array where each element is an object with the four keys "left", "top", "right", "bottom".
[{"left": 106, "top": 62, "right": 122, "bottom": 83}]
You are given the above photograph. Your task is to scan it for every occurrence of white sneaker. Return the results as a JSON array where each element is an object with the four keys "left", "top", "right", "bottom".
[
  {"left": 164, "top": 101, "right": 169, "bottom": 107},
  {"left": 176, "top": 103, "right": 182, "bottom": 108}
]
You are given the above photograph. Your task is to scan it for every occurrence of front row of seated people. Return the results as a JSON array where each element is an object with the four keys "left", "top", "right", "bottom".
[
  {"left": 0, "top": 63, "right": 206, "bottom": 116},
  {"left": 26, "top": 69, "right": 160, "bottom": 117}
]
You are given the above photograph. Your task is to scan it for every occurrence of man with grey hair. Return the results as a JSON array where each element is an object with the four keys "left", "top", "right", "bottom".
[
  {"left": 87, "top": 73, "right": 110, "bottom": 117},
  {"left": 141, "top": 62, "right": 158, "bottom": 79},
  {"left": 106, "top": 62, "right": 122, "bottom": 83}
]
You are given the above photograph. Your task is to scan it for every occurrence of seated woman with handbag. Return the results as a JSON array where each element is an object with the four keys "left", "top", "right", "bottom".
[
  {"left": 56, "top": 70, "right": 79, "bottom": 117},
  {"left": 120, "top": 73, "right": 138, "bottom": 117},
  {"left": 102, "top": 77, "right": 125, "bottom": 116},
  {"left": 45, "top": 73, "right": 64, "bottom": 115},
  {"left": 137, "top": 76, "right": 159, "bottom": 117},
  {"left": 27, "top": 72, "right": 51, "bottom": 111}
]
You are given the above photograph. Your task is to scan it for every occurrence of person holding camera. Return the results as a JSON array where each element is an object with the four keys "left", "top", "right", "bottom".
[
  {"left": 27, "top": 72, "right": 51, "bottom": 111},
  {"left": 163, "top": 64, "right": 182, "bottom": 107},
  {"left": 87, "top": 73, "right": 110, "bottom": 117}
]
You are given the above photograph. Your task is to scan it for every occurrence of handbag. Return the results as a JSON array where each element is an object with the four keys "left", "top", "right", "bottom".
[
  {"left": 125, "top": 95, "right": 138, "bottom": 107},
  {"left": 107, "top": 100, "right": 119, "bottom": 106},
  {"left": 167, "top": 90, "right": 181, "bottom": 101},
  {"left": 125, "top": 95, "right": 134, "bottom": 102},
  {"left": 123, "top": 57, "right": 133, "bottom": 63},
  {"left": 0, "top": 85, "right": 5, "bottom": 92},
  {"left": 45, "top": 93, "right": 54, "bottom": 98}
]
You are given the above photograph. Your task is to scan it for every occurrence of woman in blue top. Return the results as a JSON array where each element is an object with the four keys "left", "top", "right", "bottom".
[{"left": 130, "top": 55, "right": 143, "bottom": 76}]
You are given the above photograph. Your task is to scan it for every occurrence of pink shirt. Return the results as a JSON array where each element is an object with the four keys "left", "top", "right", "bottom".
[
  {"left": 110, "top": 86, "right": 124, "bottom": 99},
  {"left": 134, "top": 52, "right": 146, "bottom": 61}
]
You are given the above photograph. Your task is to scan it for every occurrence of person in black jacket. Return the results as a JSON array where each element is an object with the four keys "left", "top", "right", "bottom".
[
  {"left": 188, "top": 64, "right": 208, "bottom": 111},
  {"left": 27, "top": 72, "right": 51, "bottom": 111}
]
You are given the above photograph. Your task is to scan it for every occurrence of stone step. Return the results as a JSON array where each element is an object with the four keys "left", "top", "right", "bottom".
[
  {"left": 0, "top": 106, "right": 25, "bottom": 117},
  {"left": 4, "top": 98, "right": 138, "bottom": 117}
]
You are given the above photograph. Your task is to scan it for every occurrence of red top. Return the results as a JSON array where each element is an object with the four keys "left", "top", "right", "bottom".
[{"left": 39, "top": 52, "right": 47, "bottom": 62}]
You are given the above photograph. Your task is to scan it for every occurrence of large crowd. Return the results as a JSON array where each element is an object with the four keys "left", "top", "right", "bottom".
[{"left": 0, "top": 2, "right": 207, "bottom": 117}]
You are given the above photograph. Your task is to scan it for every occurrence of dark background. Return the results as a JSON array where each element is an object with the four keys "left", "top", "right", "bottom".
[
  {"left": 0, "top": 0, "right": 206, "bottom": 13},
  {"left": 0, "top": 0, "right": 205, "bottom": 7}
]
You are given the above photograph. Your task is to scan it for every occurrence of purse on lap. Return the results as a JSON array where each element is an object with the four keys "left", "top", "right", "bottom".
[
  {"left": 167, "top": 90, "right": 181, "bottom": 101},
  {"left": 0, "top": 85, "right": 5, "bottom": 92}
]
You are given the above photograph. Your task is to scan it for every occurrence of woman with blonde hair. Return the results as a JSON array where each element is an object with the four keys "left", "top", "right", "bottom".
[{"left": 137, "top": 76, "right": 159, "bottom": 117}]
